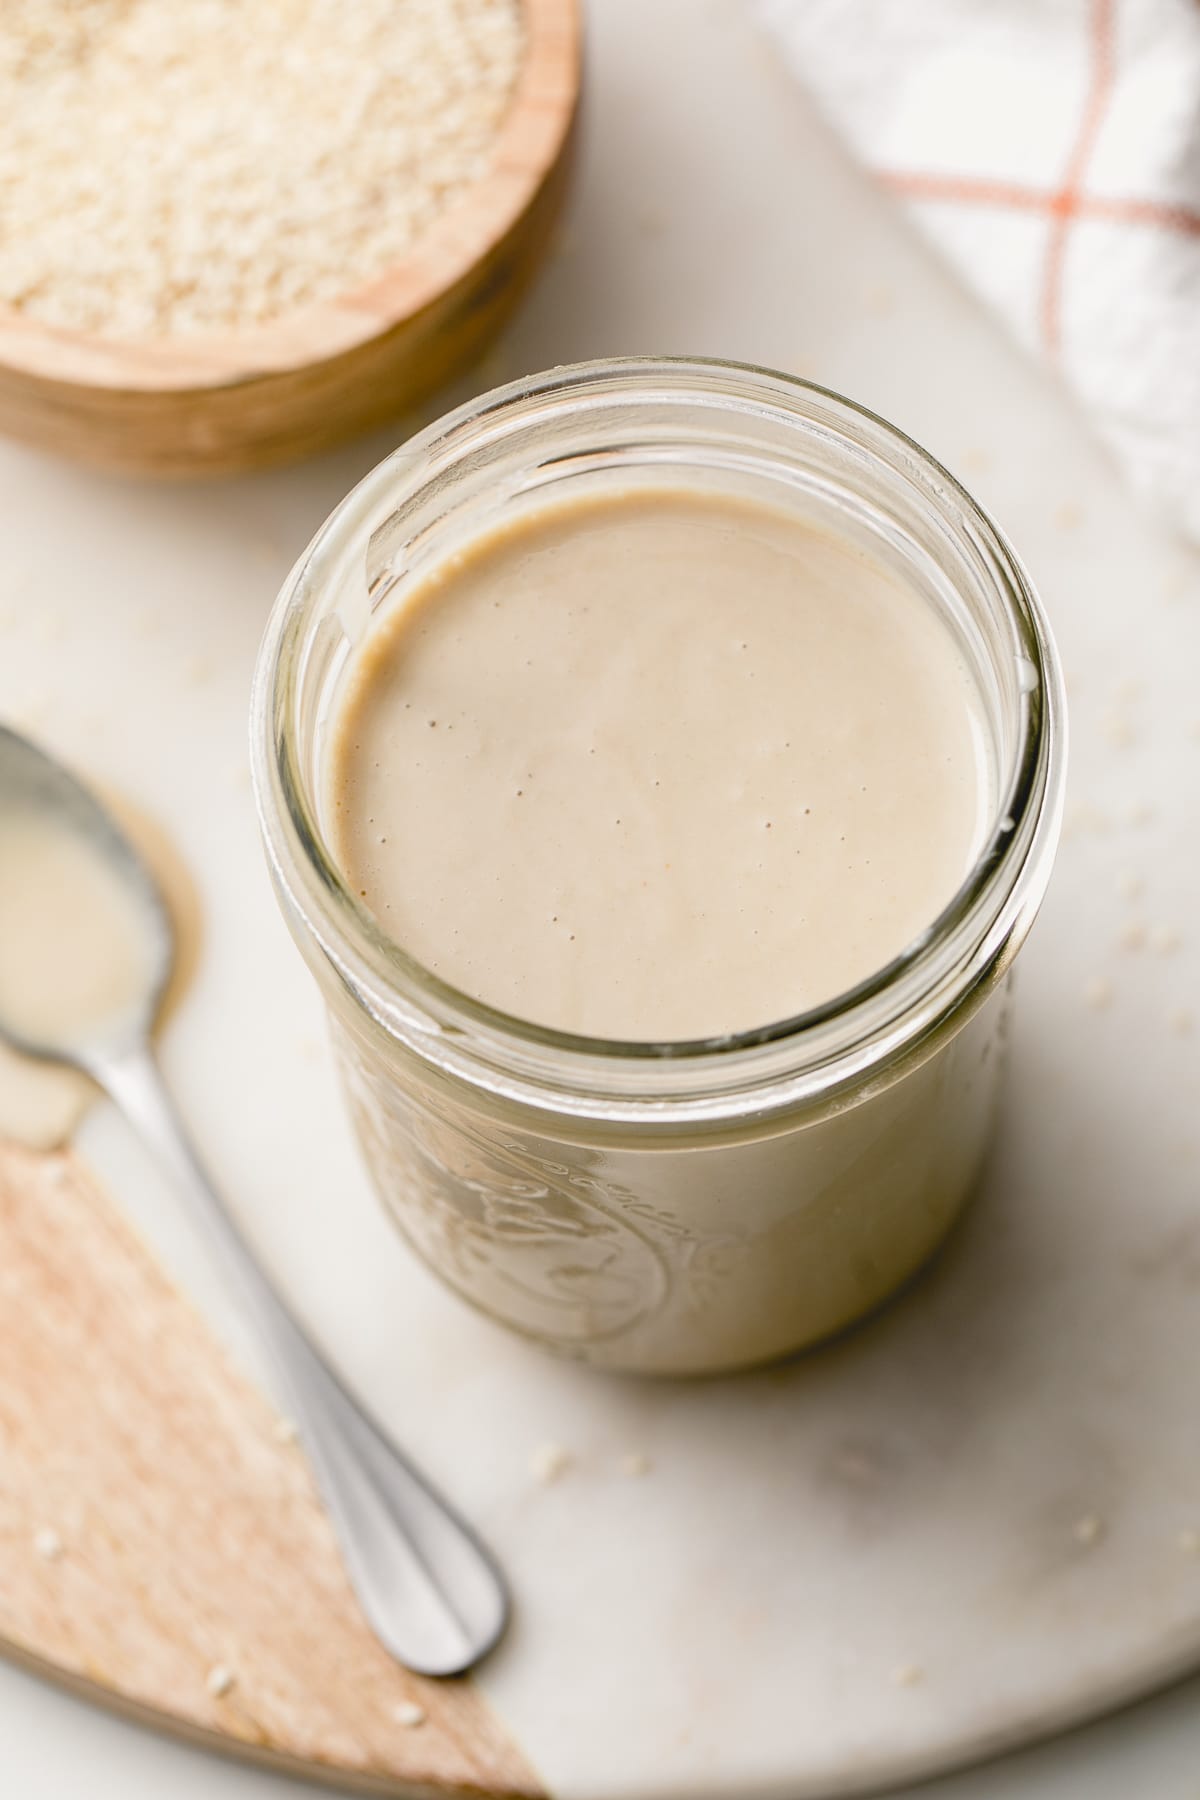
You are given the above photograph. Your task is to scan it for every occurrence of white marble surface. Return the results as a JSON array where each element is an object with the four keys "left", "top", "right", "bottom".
[{"left": 2, "top": 1, "right": 1200, "bottom": 1796}]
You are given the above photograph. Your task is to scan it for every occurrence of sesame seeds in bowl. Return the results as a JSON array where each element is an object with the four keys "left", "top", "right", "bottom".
[{"left": 0, "top": 0, "right": 580, "bottom": 474}]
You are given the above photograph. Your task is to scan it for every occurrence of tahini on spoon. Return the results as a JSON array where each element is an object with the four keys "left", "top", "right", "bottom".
[{"left": 0, "top": 724, "right": 508, "bottom": 1677}]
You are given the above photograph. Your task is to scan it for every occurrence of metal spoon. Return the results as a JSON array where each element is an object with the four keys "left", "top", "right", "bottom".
[{"left": 0, "top": 724, "right": 508, "bottom": 1676}]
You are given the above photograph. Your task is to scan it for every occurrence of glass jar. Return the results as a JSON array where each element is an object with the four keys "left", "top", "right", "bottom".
[{"left": 251, "top": 358, "right": 1066, "bottom": 1375}]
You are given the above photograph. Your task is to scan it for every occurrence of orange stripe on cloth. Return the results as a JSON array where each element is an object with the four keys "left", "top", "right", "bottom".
[
  {"left": 1039, "top": 0, "right": 1118, "bottom": 351},
  {"left": 882, "top": 171, "right": 1059, "bottom": 212},
  {"left": 882, "top": 170, "right": 1200, "bottom": 240},
  {"left": 1087, "top": 194, "right": 1200, "bottom": 237}
]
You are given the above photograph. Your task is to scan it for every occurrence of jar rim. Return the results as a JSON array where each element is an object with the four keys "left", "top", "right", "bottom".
[{"left": 251, "top": 356, "right": 1066, "bottom": 1123}]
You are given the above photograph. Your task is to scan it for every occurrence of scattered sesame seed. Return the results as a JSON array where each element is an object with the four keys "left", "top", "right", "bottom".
[
  {"left": 394, "top": 1699, "right": 427, "bottom": 1728},
  {"left": 1083, "top": 976, "right": 1113, "bottom": 1011},
  {"left": 206, "top": 1664, "right": 236, "bottom": 1698},
  {"left": 33, "top": 1527, "right": 63, "bottom": 1561},
  {"left": 1148, "top": 925, "right": 1181, "bottom": 954},
  {"left": 891, "top": 1662, "right": 925, "bottom": 1688},
  {"left": 273, "top": 1417, "right": 299, "bottom": 1444},
  {"left": 1063, "top": 801, "right": 1112, "bottom": 839},
  {"left": 619, "top": 1452, "right": 652, "bottom": 1478},
  {"left": 1118, "top": 922, "right": 1147, "bottom": 952},
  {"left": 530, "top": 1442, "right": 572, "bottom": 1484},
  {"left": 1116, "top": 870, "right": 1144, "bottom": 901},
  {"left": 1102, "top": 715, "right": 1136, "bottom": 750},
  {"left": 1178, "top": 1530, "right": 1200, "bottom": 1556},
  {"left": 1169, "top": 1008, "right": 1194, "bottom": 1037},
  {"left": 1053, "top": 501, "right": 1084, "bottom": 531},
  {"left": 832, "top": 1446, "right": 878, "bottom": 1483},
  {"left": 44, "top": 1159, "right": 69, "bottom": 1187},
  {"left": 1072, "top": 1513, "right": 1105, "bottom": 1547}
]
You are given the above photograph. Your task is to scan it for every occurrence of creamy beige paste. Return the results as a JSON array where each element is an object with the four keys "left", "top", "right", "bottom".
[
  {"left": 0, "top": 795, "right": 200, "bottom": 1150},
  {"left": 329, "top": 490, "right": 989, "bottom": 1040},
  {"left": 310, "top": 485, "right": 1008, "bottom": 1371}
]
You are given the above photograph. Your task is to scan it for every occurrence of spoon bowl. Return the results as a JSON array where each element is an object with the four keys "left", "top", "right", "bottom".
[{"left": 0, "top": 725, "right": 171, "bottom": 1066}]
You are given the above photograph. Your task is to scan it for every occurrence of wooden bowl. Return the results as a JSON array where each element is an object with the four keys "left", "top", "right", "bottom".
[{"left": 0, "top": 0, "right": 581, "bottom": 477}]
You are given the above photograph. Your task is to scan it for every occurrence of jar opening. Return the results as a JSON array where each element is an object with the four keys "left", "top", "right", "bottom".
[{"left": 252, "top": 358, "right": 1065, "bottom": 1120}]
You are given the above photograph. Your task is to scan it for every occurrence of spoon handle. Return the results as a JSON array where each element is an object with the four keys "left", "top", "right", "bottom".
[{"left": 92, "top": 1045, "right": 508, "bottom": 1677}]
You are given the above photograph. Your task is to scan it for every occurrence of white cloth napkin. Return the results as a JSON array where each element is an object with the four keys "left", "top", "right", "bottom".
[{"left": 754, "top": 0, "right": 1200, "bottom": 543}]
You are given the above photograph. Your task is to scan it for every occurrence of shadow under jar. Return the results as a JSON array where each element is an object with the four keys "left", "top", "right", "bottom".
[{"left": 251, "top": 358, "right": 1066, "bottom": 1376}]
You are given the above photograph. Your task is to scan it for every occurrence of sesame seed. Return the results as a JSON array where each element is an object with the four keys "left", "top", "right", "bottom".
[
  {"left": 1102, "top": 715, "right": 1136, "bottom": 750},
  {"left": 619, "top": 1452, "right": 652, "bottom": 1478},
  {"left": 530, "top": 1442, "right": 571, "bottom": 1484},
  {"left": 1072, "top": 1513, "right": 1105, "bottom": 1547},
  {"left": 1063, "top": 801, "right": 1112, "bottom": 839},
  {"left": 891, "top": 1663, "right": 924, "bottom": 1687},
  {"left": 206, "top": 1664, "right": 236, "bottom": 1698},
  {"left": 1083, "top": 976, "right": 1113, "bottom": 1011},
  {"left": 33, "top": 1526, "right": 63, "bottom": 1561},
  {"left": 395, "top": 1700, "right": 427, "bottom": 1728}
]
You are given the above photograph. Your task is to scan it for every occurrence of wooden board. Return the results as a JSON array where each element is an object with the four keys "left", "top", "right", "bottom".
[{"left": 0, "top": 1139, "right": 542, "bottom": 1800}]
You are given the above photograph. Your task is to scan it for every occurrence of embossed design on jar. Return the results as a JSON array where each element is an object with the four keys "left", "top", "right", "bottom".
[{"left": 336, "top": 1025, "right": 672, "bottom": 1344}]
